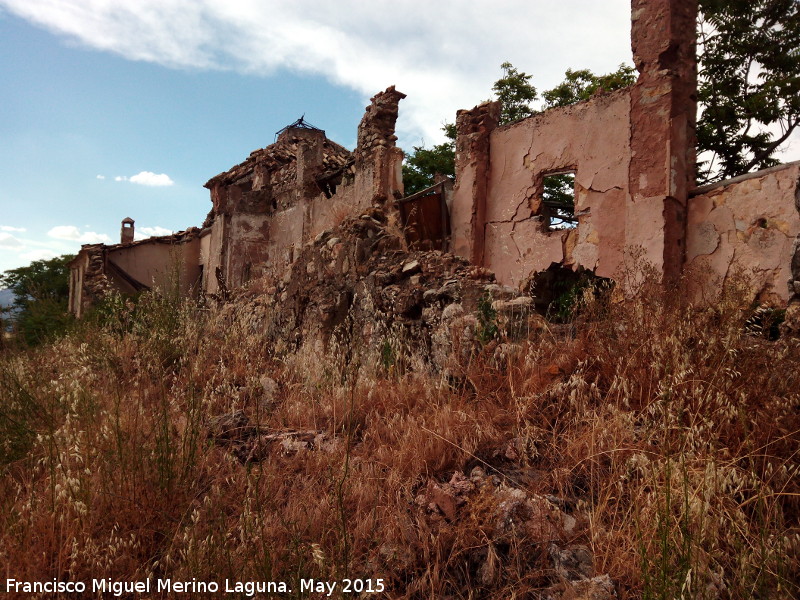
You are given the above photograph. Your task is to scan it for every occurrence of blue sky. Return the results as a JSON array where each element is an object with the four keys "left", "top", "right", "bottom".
[{"left": 1, "top": 0, "right": 797, "bottom": 275}]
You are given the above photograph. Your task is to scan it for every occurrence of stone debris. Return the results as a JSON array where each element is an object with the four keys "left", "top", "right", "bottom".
[
  {"left": 259, "top": 376, "right": 279, "bottom": 411},
  {"left": 550, "top": 544, "right": 594, "bottom": 581},
  {"left": 234, "top": 430, "right": 336, "bottom": 463},
  {"left": 401, "top": 259, "right": 421, "bottom": 275},
  {"left": 205, "top": 204, "right": 552, "bottom": 376},
  {"left": 414, "top": 466, "right": 616, "bottom": 597},
  {"left": 543, "top": 574, "right": 617, "bottom": 600},
  {"left": 356, "top": 86, "right": 406, "bottom": 159},
  {"left": 207, "top": 410, "right": 255, "bottom": 441},
  {"left": 207, "top": 409, "right": 333, "bottom": 463}
]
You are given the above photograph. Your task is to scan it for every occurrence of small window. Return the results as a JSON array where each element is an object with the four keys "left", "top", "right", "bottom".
[{"left": 542, "top": 171, "right": 576, "bottom": 230}]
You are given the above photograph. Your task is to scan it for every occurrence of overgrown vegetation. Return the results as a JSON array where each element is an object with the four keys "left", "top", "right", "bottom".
[
  {"left": 0, "top": 266, "right": 797, "bottom": 598},
  {"left": 401, "top": 123, "right": 456, "bottom": 196}
]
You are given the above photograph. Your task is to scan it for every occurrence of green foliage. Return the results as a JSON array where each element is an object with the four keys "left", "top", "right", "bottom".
[
  {"left": 542, "top": 173, "right": 577, "bottom": 227},
  {"left": 493, "top": 61, "right": 538, "bottom": 125},
  {"left": 0, "top": 255, "right": 73, "bottom": 306},
  {"left": 476, "top": 292, "right": 498, "bottom": 344},
  {"left": 12, "top": 298, "right": 74, "bottom": 347},
  {"left": 379, "top": 338, "right": 395, "bottom": 372},
  {"left": 542, "top": 64, "right": 635, "bottom": 108},
  {"left": 402, "top": 126, "right": 456, "bottom": 195},
  {"left": 697, "top": 0, "right": 800, "bottom": 183},
  {"left": 548, "top": 277, "right": 586, "bottom": 323},
  {"left": 0, "top": 254, "right": 75, "bottom": 346},
  {"left": 539, "top": 268, "right": 612, "bottom": 323},
  {"left": 0, "top": 362, "right": 61, "bottom": 465}
]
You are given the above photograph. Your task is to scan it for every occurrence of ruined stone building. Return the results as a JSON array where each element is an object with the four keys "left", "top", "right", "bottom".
[
  {"left": 69, "top": 0, "right": 800, "bottom": 322},
  {"left": 69, "top": 87, "right": 406, "bottom": 317}
]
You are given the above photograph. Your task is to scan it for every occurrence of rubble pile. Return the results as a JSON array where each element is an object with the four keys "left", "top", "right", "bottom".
[
  {"left": 212, "top": 205, "right": 546, "bottom": 373},
  {"left": 207, "top": 409, "right": 336, "bottom": 464},
  {"left": 412, "top": 468, "right": 616, "bottom": 598}
]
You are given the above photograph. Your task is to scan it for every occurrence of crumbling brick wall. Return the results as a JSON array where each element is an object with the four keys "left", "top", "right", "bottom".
[
  {"left": 450, "top": 101, "right": 500, "bottom": 266},
  {"left": 69, "top": 245, "right": 108, "bottom": 318},
  {"left": 685, "top": 163, "right": 800, "bottom": 305},
  {"left": 70, "top": 0, "right": 800, "bottom": 319},
  {"left": 450, "top": 0, "right": 697, "bottom": 291},
  {"left": 201, "top": 86, "right": 405, "bottom": 294}
]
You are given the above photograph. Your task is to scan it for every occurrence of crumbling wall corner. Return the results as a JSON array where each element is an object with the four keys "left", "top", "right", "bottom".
[
  {"left": 451, "top": 100, "right": 501, "bottom": 266},
  {"left": 355, "top": 86, "right": 407, "bottom": 205}
]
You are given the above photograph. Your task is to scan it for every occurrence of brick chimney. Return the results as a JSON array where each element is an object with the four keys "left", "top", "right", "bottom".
[{"left": 121, "top": 217, "right": 134, "bottom": 244}]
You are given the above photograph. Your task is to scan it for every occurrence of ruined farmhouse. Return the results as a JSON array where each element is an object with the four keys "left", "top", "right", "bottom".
[{"left": 69, "top": 0, "right": 800, "bottom": 325}]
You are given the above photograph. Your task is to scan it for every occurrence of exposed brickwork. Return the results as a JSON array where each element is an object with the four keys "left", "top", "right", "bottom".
[
  {"left": 356, "top": 85, "right": 406, "bottom": 160},
  {"left": 629, "top": 0, "right": 698, "bottom": 281}
]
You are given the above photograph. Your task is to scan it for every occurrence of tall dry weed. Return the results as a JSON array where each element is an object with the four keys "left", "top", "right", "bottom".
[{"left": 0, "top": 271, "right": 797, "bottom": 599}]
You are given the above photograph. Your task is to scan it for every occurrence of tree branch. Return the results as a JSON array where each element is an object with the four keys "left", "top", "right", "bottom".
[{"left": 743, "top": 116, "right": 798, "bottom": 172}]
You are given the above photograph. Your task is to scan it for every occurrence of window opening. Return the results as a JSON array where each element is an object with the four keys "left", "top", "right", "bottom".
[{"left": 542, "top": 171, "right": 577, "bottom": 230}]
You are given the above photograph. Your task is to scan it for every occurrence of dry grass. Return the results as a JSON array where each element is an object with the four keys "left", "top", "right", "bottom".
[{"left": 0, "top": 275, "right": 798, "bottom": 599}]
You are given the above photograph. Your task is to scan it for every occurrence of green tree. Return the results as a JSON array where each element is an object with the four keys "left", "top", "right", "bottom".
[
  {"left": 697, "top": 0, "right": 800, "bottom": 183},
  {"left": 402, "top": 124, "right": 456, "bottom": 196},
  {"left": 402, "top": 62, "right": 541, "bottom": 193},
  {"left": 494, "top": 61, "right": 538, "bottom": 124},
  {"left": 542, "top": 64, "right": 636, "bottom": 108},
  {"left": 0, "top": 254, "right": 74, "bottom": 345},
  {"left": 401, "top": 62, "right": 635, "bottom": 194}
]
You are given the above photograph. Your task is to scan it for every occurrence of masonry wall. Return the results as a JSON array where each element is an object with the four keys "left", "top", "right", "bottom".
[
  {"left": 202, "top": 87, "right": 405, "bottom": 293},
  {"left": 68, "top": 252, "right": 89, "bottom": 316},
  {"left": 451, "top": 0, "right": 697, "bottom": 292},
  {"left": 482, "top": 90, "right": 632, "bottom": 287},
  {"left": 686, "top": 162, "right": 800, "bottom": 305},
  {"left": 203, "top": 164, "right": 395, "bottom": 290},
  {"left": 107, "top": 239, "right": 202, "bottom": 296}
]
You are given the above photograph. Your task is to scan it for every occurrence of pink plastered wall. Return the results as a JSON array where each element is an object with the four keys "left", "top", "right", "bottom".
[
  {"left": 686, "top": 162, "right": 800, "bottom": 305},
  {"left": 481, "top": 90, "right": 632, "bottom": 287}
]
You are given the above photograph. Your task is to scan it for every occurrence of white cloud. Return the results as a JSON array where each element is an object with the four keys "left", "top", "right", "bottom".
[
  {"left": 47, "top": 225, "right": 82, "bottom": 239},
  {"left": 0, "top": 233, "right": 23, "bottom": 248},
  {"left": 0, "top": 0, "right": 633, "bottom": 144},
  {"left": 96, "top": 174, "right": 105, "bottom": 179},
  {"left": 0, "top": 225, "right": 26, "bottom": 232},
  {"left": 135, "top": 225, "right": 173, "bottom": 240},
  {"left": 19, "top": 249, "right": 58, "bottom": 262},
  {"left": 114, "top": 171, "right": 174, "bottom": 186},
  {"left": 129, "top": 171, "right": 174, "bottom": 186},
  {"left": 47, "top": 225, "right": 112, "bottom": 244}
]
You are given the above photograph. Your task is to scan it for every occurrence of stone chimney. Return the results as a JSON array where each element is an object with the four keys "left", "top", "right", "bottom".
[{"left": 121, "top": 217, "right": 134, "bottom": 244}]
